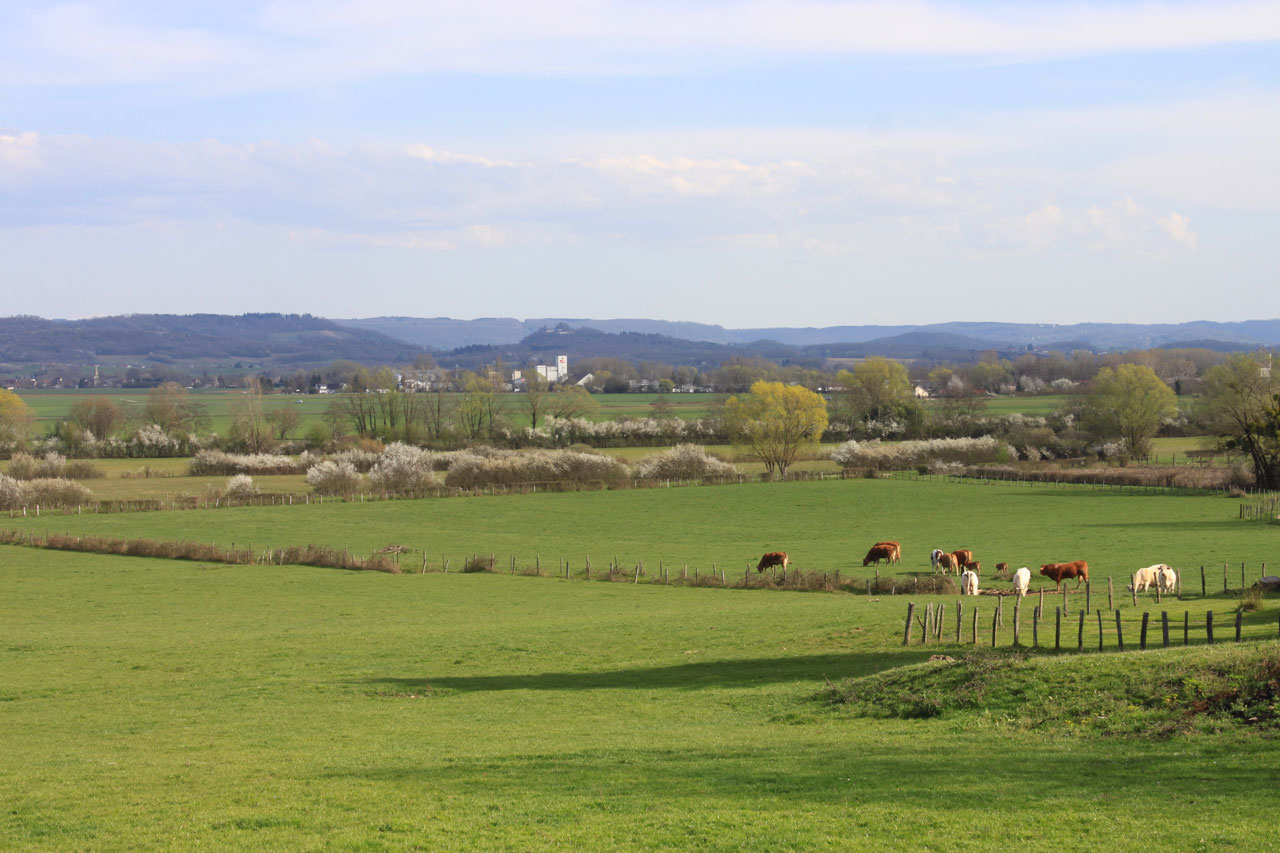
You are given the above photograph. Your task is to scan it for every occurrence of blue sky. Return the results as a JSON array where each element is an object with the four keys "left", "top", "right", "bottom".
[{"left": 2, "top": 1, "right": 1279, "bottom": 326}]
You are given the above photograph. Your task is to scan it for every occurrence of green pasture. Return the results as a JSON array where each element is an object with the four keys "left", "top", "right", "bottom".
[
  {"left": 7, "top": 477, "right": 1272, "bottom": 588},
  {"left": 5, "top": 478, "right": 1280, "bottom": 849},
  {"left": 14, "top": 389, "right": 723, "bottom": 435}
]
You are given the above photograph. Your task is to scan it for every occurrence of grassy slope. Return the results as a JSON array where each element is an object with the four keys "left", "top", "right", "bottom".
[{"left": 3, "top": 545, "right": 1279, "bottom": 850}]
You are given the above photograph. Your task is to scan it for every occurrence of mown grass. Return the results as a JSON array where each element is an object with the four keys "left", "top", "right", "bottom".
[{"left": 4, "top": 543, "right": 1280, "bottom": 850}]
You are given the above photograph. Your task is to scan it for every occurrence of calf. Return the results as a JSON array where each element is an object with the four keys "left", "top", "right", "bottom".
[
  {"left": 963, "top": 560, "right": 981, "bottom": 574},
  {"left": 995, "top": 562, "right": 1009, "bottom": 573},
  {"left": 756, "top": 551, "right": 788, "bottom": 572}
]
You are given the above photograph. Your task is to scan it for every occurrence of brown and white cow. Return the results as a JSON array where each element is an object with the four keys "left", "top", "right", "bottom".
[
  {"left": 756, "top": 551, "right": 789, "bottom": 572},
  {"left": 936, "top": 552, "right": 957, "bottom": 575}
]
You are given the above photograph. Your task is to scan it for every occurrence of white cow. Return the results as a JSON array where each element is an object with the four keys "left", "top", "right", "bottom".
[
  {"left": 1129, "top": 565, "right": 1163, "bottom": 593},
  {"left": 960, "top": 569, "right": 980, "bottom": 596},
  {"left": 1157, "top": 565, "right": 1178, "bottom": 594},
  {"left": 1012, "top": 567, "right": 1031, "bottom": 597},
  {"left": 931, "top": 549, "right": 944, "bottom": 573}
]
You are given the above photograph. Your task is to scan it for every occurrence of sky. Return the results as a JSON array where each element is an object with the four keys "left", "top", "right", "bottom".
[{"left": 2, "top": 1, "right": 1279, "bottom": 327}]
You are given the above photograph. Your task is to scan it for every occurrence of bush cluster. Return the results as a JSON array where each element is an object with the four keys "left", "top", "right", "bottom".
[
  {"left": 187, "top": 450, "right": 305, "bottom": 476},
  {"left": 444, "top": 448, "right": 629, "bottom": 489},
  {"left": 222, "top": 474, "right": 260, "bottom": 498},
  {"left": 6, "top": 452, "right": 104, "bottom": 480},
  {"left": 367, "top": 442, "right": 440, "bottom": 495},
  {"left": 517, "top": 416, "right": 725, "bottom": 448},
  {"left": 831, "top": 436, "right": 1004, "bottom": 471},
  {"left": 0, "top": 474, "right": 94, "bottom": 509},
  {"left": 305, "top": 460, "right": 363, "bottom": 496},
  {"left": 634, "top": 444, "right": 738, "bottom": 480}
]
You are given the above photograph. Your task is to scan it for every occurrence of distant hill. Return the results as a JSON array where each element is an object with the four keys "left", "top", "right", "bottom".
[
  {"left": 0, "top": 313, "right": 424, "bottom": 367},
  {"left": 337, "top": 316, "right": 1280, "bottom": 352},
  {"left": 437, "top": 326, "right": 816, "bottom": 371}
]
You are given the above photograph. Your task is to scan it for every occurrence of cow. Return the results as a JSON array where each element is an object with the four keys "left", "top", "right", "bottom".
[
  {"left": 995, "top": 562, "right": 1009, "bottom": 573},
  {"left": 756, "top": 551, "right": 789, "bottom": 572},
  {"left": 937, "top": 552, "right": 957, "bottom": 575},
  {"left": 952, "top": 549, "right": 974, "bottom": 568},
  {"left": 1128, "top": 564, "right": 1162, "bottom": 593},
  {"left": 874, "top": 541, "right": 901, "bottom": 565},
  {"left": 863, "top": 544, "right": 895, "bottom": 567},
  {"left": 1157, "top": 565, "right": 1178, "bottom": 594},
  {"left": 1012, "top": 567, "right": 1031, "bottom": 597},
  {"left": 1039, "top": 560, "right": 1089, "bottom": 590},
  {"left": 962, "top": 560, "right": 981, "bottom": 574},
  {"left": 930, "top": 549, "right": 945, "bottom": 572},
  {"left": 960, "top": 569, "right": 979, "bottom": 596}
]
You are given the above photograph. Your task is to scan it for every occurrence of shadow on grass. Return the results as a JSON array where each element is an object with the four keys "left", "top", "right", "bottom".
[
  {"left": 354, "top": 650, "right": 927, "bottom": 694},
  {"left": 315, "top": 737, "right": 1280, "bottom": 811}
]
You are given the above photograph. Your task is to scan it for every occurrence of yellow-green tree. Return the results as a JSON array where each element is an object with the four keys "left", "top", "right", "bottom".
[
  {"left": 1082, "top": 363, "right": 1177, "bottom": 458},
  {"left": 0, "top": 389, "right": 34, "bottom": 452},
  {"left": 836, "top": 357, "right": 912, "bottom": 423},
  {"left": 723, "top": 381, "right": 828, "bottom": 478},
  {"left": 1199, "top": 353, "right": 1280, "bottom": 489}
]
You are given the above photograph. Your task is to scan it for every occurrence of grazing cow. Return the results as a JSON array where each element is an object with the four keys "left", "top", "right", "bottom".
[
  {"left": 1128, "top": 564, "right": 1162, "bottom": 593},
  {"left": 1012, "top": 567, "right": 1031, "bottom": 597},
  {"left": 756, "top": 551, "right": 789, "bottom": 572},
  {"left": 1039, "top": 560, "right": 1089, "bottom": 590},
  {"left": 931, "top": 549, "right": 945, "bottom": 572},
  {"left": 960, "top": 569, "right": 979, "bottom": 596},
  {"left": 1157, "top": 565, "right": 1178, "bottom": 594},
  {"left": 937, "top": 552, "right": 957, "bottom": 575},
  {"left": 962, "top": 560, "right": 981, "bottom": 574},
  {"left": 874, "top": 541, "right": 902, "bottom": 565},
  {"left": 995, "top": 562, "right": 1009, "bottom": 573},
  {"left": 952, "top": 549, "right": 974, "bottom": 568},
  {"left": 863, "top": 544, "right": 895, "bottom": 567}
]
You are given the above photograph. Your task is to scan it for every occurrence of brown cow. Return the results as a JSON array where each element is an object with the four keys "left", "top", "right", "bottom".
[
  {"left": 756, "top": 551, "right": 789, "bottom": 572},
  {"left": 863, "top": 545, "right": 895, "bottom": 567},
  {"left": 963, "top": 560, "right": 981, "bottom": 574},
  {"left": 1039, "top": 560, "right": 1089, "bottom": 590},
  {"left": 995, "top": 562, "right": 1009, "bottom": 573},
  {"left": 874, "top": 541, "right": 901, "bottom": 565},
  {"left": 937, "top": 552, "right": 957, "bottom": 574},
  {"left": 952, "top": 549, "right": 974, "bottom": 567}
]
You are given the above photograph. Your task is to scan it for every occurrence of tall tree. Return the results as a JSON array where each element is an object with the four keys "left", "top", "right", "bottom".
[
  {"left": 1199, "top": 353, "right": 1280, "bottom": 489},
  {"left": 722, "top": 381, "right": 828, "bottom": 478},
  {"left": 69, "top": 396, "right": 123, "bottom": 439},
  {"left": 228, "top": 377, "right": 273, "bottom": 452},
  {"left": 1081, "top": 364, "right": 1177, "bottom": 458},
  {"left": 0, "top": 389, "right": 34, "bottom": 452},
  {"left": 142, "top": 382, "right": 209, "bottom": 434}
]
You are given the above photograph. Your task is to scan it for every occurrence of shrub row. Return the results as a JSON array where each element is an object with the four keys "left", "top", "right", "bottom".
[{"left": 0, "top": 475, "right": 94, "bottom": 510}]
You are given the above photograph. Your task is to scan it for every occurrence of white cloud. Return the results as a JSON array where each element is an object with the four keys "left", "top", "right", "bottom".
[
  {"left": 989, "top": 198, "right": 1198, "bottom": 253},
  {"left": 6, "top": 1, "right": 1280, "bottom": 86}
]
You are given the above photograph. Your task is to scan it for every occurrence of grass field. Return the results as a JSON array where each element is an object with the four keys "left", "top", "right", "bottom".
[{"left": 6, "top": 478, "right": 1280, "bottom": 849}]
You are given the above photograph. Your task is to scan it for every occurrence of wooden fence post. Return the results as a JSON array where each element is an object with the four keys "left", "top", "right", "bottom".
[
  {"left": 1062, "top": 586, "right": 1068, "bottom": 616},
  {"left": 1097, "top": 610, "right": 1104, "bottom": 651},
  {"left": 1077, "top": 610, "right": 1085, "bottom": 651},
  {"left": 1223, "top": 562, "right": 1228, "bottom": 593},
  {"left": 956, "top": 601, "right": 963, "bottom": 644},
  {"left": 1200, "top": 565, "right": 1206, "bottom": 597},
  {"left": 1184, "top": 611, "right": 1189, "bottom": 645},
  {"left": 972, "top": 607, "right": 979, "bottom": 644},
  {"left": 1012, "top": 597, "right": 1022, "bottom": 646},
  {"left": 1206, "top": 611, "right": 1214, "bottom": 645},
  {"left": 1055, "top": 607, "right": 1061, "bottom": 651},
  {"left": 1161, "top": 611, "right": 1170, "bottom": 648},
  {"left": 1108, "top": 577, "right": 1114, "bottom": 611},
  {"left": 991, "top": 607, "right": 999, "bottom": 647},
  {"left": 936, "top": 603, "right": 945, "bottom": 641},
  {"left": 1085, "top": 581, "right": 1091, "bottom": 614},
  {"left": 1131, "top": 584, "right": 1138, "bottom": 608},
  {"left": 1140, "top": 612, "right": 1149, "bottom": 650},
  {"left": 1033, "top": 605, "right": 1040, "bottom": 648},
  {"left": 902, "top": 603, "right": 915, "bottom": 646},
  {"left": 920, "top": 605, "right": 930, "bottom": 645},
  {"left": 1115, "top": 611, "right": 1124, "bottom": 650},
  {"left": 1235, "top": 609, "right": 1243, "bottom": 642}
]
